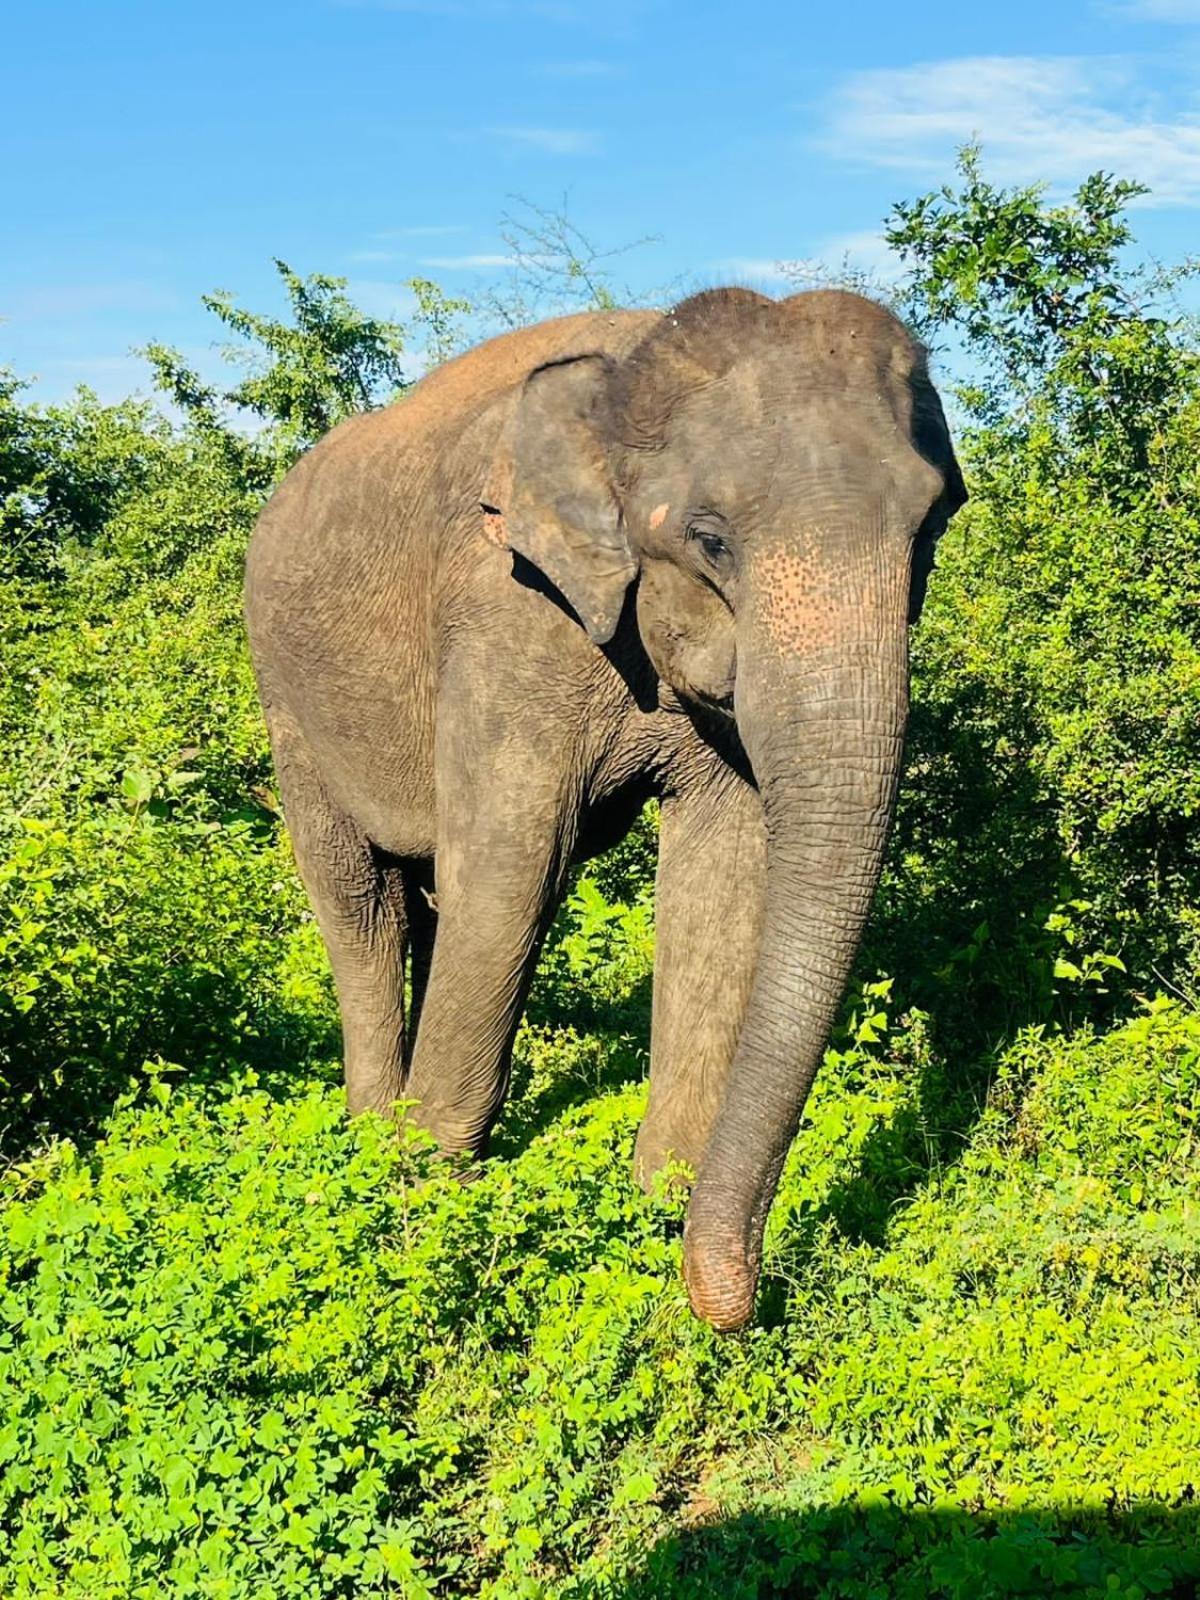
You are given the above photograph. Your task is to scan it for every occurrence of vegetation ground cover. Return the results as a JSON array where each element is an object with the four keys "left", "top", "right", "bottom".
[{"left": 2, "top": 158, "right": 1199, "bottom": 1596}]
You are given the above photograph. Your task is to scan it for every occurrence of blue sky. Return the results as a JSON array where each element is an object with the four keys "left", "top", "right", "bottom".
[{"left": 5, "top": 0, "right": 1200, "bottom": 401}]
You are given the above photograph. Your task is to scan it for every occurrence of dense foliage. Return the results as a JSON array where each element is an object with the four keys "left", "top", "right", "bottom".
[
  {"left": 2, "top": 167, "right": 1199, "bottom": 1595},
  {"left": 881, "top": 150, "right": 1200, "bottom": 1009}
]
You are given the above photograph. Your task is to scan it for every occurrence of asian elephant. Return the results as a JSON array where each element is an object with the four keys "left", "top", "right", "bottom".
[{"left": 244, "top": 287, "right": 966, "bottom": 1330}]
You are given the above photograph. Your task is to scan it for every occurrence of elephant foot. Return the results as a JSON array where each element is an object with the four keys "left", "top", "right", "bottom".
[{"left": 632, "top": 1119, "right": 701, "bottom": 1195}]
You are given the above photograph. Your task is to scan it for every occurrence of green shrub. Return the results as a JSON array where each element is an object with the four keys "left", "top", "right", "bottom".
[
  {"left": 1, "top": 998, "right": 1197, "bottom": 1596},
  {"left": 873, "top": 152, "right": 1200, "bottom": 1022}
]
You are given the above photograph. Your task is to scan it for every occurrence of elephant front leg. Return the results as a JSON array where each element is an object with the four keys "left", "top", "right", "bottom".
[
  {"left": 404, "top": 815, "right": 564, "bottom": 1157},
  {"left": 634, "top": 773, "right": 766, "bottom": 1188}
]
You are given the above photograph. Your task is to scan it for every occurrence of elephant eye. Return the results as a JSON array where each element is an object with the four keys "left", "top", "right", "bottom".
[{"left": 687, "top": 526, "right": 730, "bottom": 569}]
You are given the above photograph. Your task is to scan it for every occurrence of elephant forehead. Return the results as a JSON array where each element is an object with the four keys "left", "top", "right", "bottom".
[{"left": 752, "top": 538, "right": 894, "bottom": 655}]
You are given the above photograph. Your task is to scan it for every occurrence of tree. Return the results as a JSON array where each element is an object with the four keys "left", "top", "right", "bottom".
[
  {"left": 143, "top": 260, "right": 467, "bottom": 476},
  {"left": 481, "top": 197, "right": 662, "bottom": 330},
  {"left": 870, "top": 149, "right": 1200, "bottom": 1009},
  {"left": 886, "top": 146, "right": 1199, "bottom": 481}
]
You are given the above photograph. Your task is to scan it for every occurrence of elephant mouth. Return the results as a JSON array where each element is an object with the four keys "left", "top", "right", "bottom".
[
  {"left": 657, "top": 681, "right": 736, "bottom": 722},
  {"left": 683, "top": 680, "right": 736, "bottom": 718},
  {"left": 697, "top": 688, "right": 735, "bottom": 716}
]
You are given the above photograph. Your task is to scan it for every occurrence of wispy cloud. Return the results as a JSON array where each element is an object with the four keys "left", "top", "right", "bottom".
[
  {"left": 334, "top": 0, "right": 578, "bottom": 19},
  {"left": 819, "top": 54, "right": 1200, "bottom": 207},
  {"left": 344, "top": 278, "right": 421, "bottom": 319},
  {"left": 717, "top": 234, "right": 903, "bottom": 292},
  {"left": 811, "top": 230, "right": 903, "bottom": 281},
  {"left": 718, "top": 257, "right": 795, "bottom": 285},
  {"left": 29, "top": 354, "right": 157, "bottom": 403},
  {"left": 419, "top": 253, "right": 516, "bottom": 268},
  {"left": 487, "top": 125, "right": 599, "bottom": 154},
  {"left": 1112, "top": 1, "right": 1200, "bottom": 18},
  {"left": 3, "top": 280, "right": 179, "bottom": 319},
  {"left": 348, "top": 226, "right": 476, "bottom": 263},
  {"left": 531, "top": 59, "right": 622, "bottom": 78}
]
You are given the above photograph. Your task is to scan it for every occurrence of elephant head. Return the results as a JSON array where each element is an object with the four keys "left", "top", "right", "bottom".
[{"left": 484, "top": 288, "right": 967, "bottom": 1330}]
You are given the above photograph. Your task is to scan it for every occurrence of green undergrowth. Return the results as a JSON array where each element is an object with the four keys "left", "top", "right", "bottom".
[{"left": 2, "top": 971, "right": 1198, "bottom": 1596}]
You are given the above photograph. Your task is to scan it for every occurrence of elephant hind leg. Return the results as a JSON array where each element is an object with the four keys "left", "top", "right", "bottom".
[{"left": 271, "top": 718, "right": 408, "bottom": 1116}]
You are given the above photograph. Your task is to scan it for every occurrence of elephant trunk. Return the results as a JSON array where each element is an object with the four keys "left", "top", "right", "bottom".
[{"left": 683, "top": 606, "right": 909, "bottom": 1331}]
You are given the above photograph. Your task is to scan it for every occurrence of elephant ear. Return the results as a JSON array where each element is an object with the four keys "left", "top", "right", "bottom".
[
  {"left": 911, "top": 371, "right": 968, "bottom": 517},
  {"left": 481, "top": 352, "right": 636, "bottom": 646}
]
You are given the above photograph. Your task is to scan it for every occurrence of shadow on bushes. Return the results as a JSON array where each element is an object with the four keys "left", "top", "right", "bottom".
[
  {"left": 874, "top": 685, "right": 1077, "bottom": 1048},
  {"left": 494, "top": 971, "right": 654, "bottom": 1156},
  {"left": 600, "top": 1502, "right": 1200, "bottom": 1600},
  {"left": 1, "top": 966, "right": 342, "bottom": 1160}
]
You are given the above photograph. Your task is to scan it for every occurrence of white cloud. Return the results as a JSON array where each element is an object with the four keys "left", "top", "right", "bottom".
[
  {"left": 346, "top": 249, "right": 401, "bottom": 263},
  {"left": 398, "top": 344, "right": 432, "bottom": 381},
  {"left": 532, "top": 59, "right": 622, "bottom": 78},
  {"left": 718, "top": 257, "right": 795, "bottom": 284},
  {"left": 344, "top": 278, "right": 421, "bottom": 319},
  {"left": 3, "top": 280, "right": 179, "bottom": 320},
  {"left": 373, "top": 225, "right": 468, "bottom": 239},
  {"left": 1113, "top": 1, "right": 1200, "bottom": 18},
  {"left": 419, "top": 253, "right": 516, "bottom": 268},
  {"left": 486, "top": 125, "right": 598, "bottom": 155},
  {"left": 720, "top": 234, "right": 903, "bottom": 292},
  {"left": 819, "top": 54, "right": 1200, "bottom": 207},
  {"left": 809, "top": 230, "right": 904, "bottom": 281},
  {"left": 334, "top": 0, "right": 577, "bottom": 18},
  {"left": 28, "top": 354, "right": 156, "bottom": 404}
]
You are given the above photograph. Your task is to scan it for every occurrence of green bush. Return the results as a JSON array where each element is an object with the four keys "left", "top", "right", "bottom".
[
  {"left": 0, "top": 490, "right": 314, "bottom": 1147},
  {"left": 874, "top": 152, "right": 1200, "bottom": 1020},
  {"left": 1, "top": 993, "right": 1197, "bottom": 1595}
]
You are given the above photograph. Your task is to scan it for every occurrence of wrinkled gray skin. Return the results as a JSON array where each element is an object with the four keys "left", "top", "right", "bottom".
[{"left": 245, "top": 288, "right": 966, "bottom": 1330}]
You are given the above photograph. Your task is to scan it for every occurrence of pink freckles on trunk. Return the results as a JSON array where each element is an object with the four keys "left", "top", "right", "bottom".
[{"left": 754, "top": 540, "right": 896, "bottom": 655}]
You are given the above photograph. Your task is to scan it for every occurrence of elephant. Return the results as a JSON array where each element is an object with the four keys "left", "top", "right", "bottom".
[{"left": 244, "top": 286, "right": 966, "bottom": 1331}]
